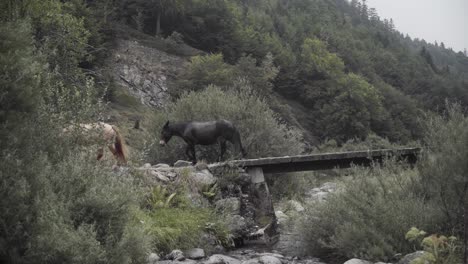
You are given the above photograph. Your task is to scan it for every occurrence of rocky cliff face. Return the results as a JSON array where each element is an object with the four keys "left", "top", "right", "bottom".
[{"left": 108, "top": 39, "right": 188, "bottom": 108}]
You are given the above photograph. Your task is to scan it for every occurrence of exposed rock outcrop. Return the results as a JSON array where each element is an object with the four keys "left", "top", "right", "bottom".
[
  {"left": 137, "top": 161, "right": 277, "bottom": 246},
  {"left": 109, "top": 39, "right": 188, "bottom": 108}
]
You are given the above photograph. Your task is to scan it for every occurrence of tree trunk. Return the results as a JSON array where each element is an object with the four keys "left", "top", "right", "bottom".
[{"left": 156, "top": 11, "right": 161, "bottom": 36}]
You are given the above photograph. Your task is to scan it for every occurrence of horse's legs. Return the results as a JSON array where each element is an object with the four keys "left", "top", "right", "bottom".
[
  {"left": 218, "top": 139, "right": 227, "bottom": 162},
  {"left": 185, "top": 145, "right": 192, "bottom": 160},
  {"left": 190, "top": 145, "right": 197, "bottom": 164},
  {"left": 97, "top": 147, "right": 104, "bottom": 160},
  {"left": 185, "top": 144, "right": 197, "bottom": 164}
]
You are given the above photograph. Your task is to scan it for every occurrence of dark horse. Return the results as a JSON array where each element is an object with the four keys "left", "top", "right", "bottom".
[{"left": 159, "top": 120, "right": 247, "bottom": 163}]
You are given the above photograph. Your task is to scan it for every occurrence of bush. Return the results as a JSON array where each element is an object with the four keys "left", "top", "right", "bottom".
[
  {"left": 149, "top": 83, "right": 303, "bottom": 164},
  {"left": 418, "top": 102, "right": 468, "bottom": 236},
  {"left": 0, "top": 17, "right": 150, "bottom": 263},
  {"left": 406, "top": 227, "right": 461, "bottom": 264},
  {"left": 133, "top": 206, "right": 230, "bottom": 254},
  {"left": 174, "top": 53, "right": 279, "bottom": 98},
  {"left": 300, "top": 161, "right": 444, "bottom": 262},
  {"left": 0, "top": 130, "right": 151, "bottom": 263}
]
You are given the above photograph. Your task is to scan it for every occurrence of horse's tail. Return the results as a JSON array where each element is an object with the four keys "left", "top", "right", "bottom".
[
  {"left": 112, "top": 126, "right": 128, "bottom": 165},
  {"left": 233, "top": 127, "right": 247, "bottom": 158}
]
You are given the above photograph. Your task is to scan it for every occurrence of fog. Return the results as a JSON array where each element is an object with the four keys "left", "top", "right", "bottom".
[{"left": 366, "top": 0, "right": 467, "bottom": 52}]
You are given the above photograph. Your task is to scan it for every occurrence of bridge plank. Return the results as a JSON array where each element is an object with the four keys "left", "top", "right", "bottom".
[{"left": 209, "top": 147, "right": 421, "bottom": 174}]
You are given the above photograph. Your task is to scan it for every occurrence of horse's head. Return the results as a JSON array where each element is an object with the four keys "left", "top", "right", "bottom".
[{"left": 159, "top": 121, "right": 172, "bottom": 146}]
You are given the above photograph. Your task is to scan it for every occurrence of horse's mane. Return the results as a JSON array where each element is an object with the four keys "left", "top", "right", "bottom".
[{"left": 111, "top": 125, "right": 128, "bottom": 165}]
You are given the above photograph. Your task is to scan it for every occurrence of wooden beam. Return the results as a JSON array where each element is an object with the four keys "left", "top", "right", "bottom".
[{"left": 210, "top": 147, "right": 421, "bottom": 174}]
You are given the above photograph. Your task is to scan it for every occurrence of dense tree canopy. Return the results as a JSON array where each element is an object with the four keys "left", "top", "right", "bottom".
[{"left": 113, "top": 0, "right": 468, "bottom": 144}]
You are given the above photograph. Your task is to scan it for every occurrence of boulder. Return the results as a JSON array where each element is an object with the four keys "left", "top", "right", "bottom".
[
  {"left": 288, "top": 200, "right": 305, "bottom": 212},
  {"left": 241, "top": 256, "right": 282, "bottom": 264},
  {"left": 226, "top": 215, "right": 247, "bottom": 237},
  {"left": 174, "top": 160, "right": 193, "bottom": 167},
  {"left": 215, "top": 198, "right": 241, "bottom": 215},
  {"left": 185, "top": 248, "right": 205, "bottom": 260},
  {"left": 153, "top": 163, "right": 171, "bottom": 169},
  {"left": 158, "top": 260, "right": 197, "bottom": 264},
  {"left": 309, "top": 191, "right": 329, "bottom": 202},
  {"left": 165, "top": 250, "right": 185, "bottom": 261},
  {"left": 193, "top": 169, "right": 216, "bottom": 186},
  {"left": 275, "top": 211, "right": 289, "bottom": 225},
  {"left": 204, "top": 254, "right": 241, "bottom": 264},
  {"left": 343, "top": 259, "right": 373, "bottom": 264},
  {"left": 397, "top": 251, "right": 428, "bottom": 264},
  {"left": 255, "top": 253, "right": 285, "bottom": 259},
  {"left": 195, "top": 162, "right": 209, "bottom": 171},
  {"left": 147, "top": 253, "right": 160, "bottom": 264},
  {"left": 320, "top": 182, "right": 337, "bottom": 192},
  {"left": 149, "top": 170, "right": 170, "bottom": 183}
]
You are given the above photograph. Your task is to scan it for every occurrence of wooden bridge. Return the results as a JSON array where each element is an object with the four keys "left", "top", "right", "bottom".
[
  {"left": 209, "top": 147, "right": 421, "bottom": 183},
  {"left": 208, "top": 147, "right": 422, "bottom": 244}
]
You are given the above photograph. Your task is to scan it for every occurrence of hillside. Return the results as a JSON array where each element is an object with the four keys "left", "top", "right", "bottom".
[
  {"left": 2, "top": 0, "right": 468, "bottom": 264},
  {"left": 106, "top": 0, "right": 468, "bottom": 147}
]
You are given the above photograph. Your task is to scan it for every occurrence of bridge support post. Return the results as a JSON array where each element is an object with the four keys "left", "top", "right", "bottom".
[
  {"left": 246, "top": 167, "right": 278, "bottom": 245},
  {"left": 248, "top": 167, "right": 265, "bottom": 183}
]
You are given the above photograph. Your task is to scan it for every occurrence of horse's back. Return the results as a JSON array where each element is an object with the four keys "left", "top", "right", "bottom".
[{"left": 184, "top": 120, "right": 236, "bottom": 144}]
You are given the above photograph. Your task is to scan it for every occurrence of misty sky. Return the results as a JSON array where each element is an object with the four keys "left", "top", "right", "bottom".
[{"left": 366, "top": 0, "right": 468, "bottom": 52}]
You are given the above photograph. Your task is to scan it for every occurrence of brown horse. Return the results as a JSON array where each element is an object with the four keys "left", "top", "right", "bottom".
[{"left": 63, "top": 122, "right": 128, "bottom": 165}]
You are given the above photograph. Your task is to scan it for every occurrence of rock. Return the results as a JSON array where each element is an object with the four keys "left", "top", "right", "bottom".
[
  {"left": 303, "top": 259, "right": 327, "bottom": 264},
  {"left": 398, "top": 251, "right": 428, "bottom": 264},
  {"left": 149, "top": 170, "right": 170, "bottom": 182},
  {"left": 213, "top": 245, "right": 226, "bottom": 254},
  {"left": 110, "top": 39, "right": 190, "bottom": 107},
  {"left": 193, "top": 169, "right": 216, "bottom": 186},
  {"left": 147, "top": 253, "right": 160, "bottom": 264},
  {"left": 215, "top": 198, "right": 241, "bottom": 215},
  {"left": 165, "top": 250, "right": 185, "bottom": 261},
  {"left": 174, "top": 160, "right": 193, "bottom": 167},
  {"left": 142, "top": 163, "right": 152, "bottom": 168},
  {"left": 153, "top": 163, "right": 171, "bottom": 169},
  {"left": 226, "top": 215, "right": 247, "bottom": 236},
  {"left": 256, "top": 253, "right": 285, "bottom": 259},
  {"left": 320, "top": 182, "right": 337, "bottom": 192},
  {"left": 310, "top": 191, "right": 329, "bottom": 202},
  {"left": 166, "top": 172, "right": 177, "bottom": 178},
  {"left": 343, "top": 259, "right": 373, "bottom": 264},
  {"left": 204, "top": 254, "right": 241, "bottom": 264},
  {"left": 185, "top": 248, "right": 205, "bottom": 260},
  {"left": 241, "top": 256, "right": 282, "bottom": 264},
  {"left": 307, "top": 187, "right": 322, "bottom": 195},
  {"left": 158, "top": 260, "right": 197, "bottom": 264},
  {"left": 288, "top": 200, "right": 305, "bottom": 212},
  {"left": 275, "top": 211, "right": 289, "bottom": 225},
  {"left": 195, "top": 162, "right": 209, "bottom": 171}
]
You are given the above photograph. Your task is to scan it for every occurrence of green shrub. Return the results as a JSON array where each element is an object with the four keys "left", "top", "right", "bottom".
[
  {"left": 174, "top": 53, "right": 279, "bottom": 98},
  {"left": 405, "top": 227, "right": 461, "bottom": 264},
  {"left": 0, "top": 20, "right": 43, "bottom": 124},
  {"left": 0, "top": 17, "right": 150, "bottom": 263},
  {"left": 418, "top": 102, "right": 468, "bottom": 236},
  {"left": 133, "top": 206, "right": 230, "bottom": 254},
  {"left": 0, "top": 136, "right": 151, "bottom": 263},
  {"left": 149, "top": 83, "right": 303, "bottom": 164},
  {"left": 300, "top": 161, "right": 444, "bottom": 262}
]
